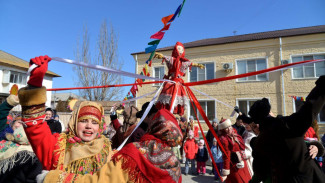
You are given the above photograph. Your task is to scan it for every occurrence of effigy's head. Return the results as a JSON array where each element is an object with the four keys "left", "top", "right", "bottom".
[{"left": 172, "top": 42, "right": 185, "bottom": 58}]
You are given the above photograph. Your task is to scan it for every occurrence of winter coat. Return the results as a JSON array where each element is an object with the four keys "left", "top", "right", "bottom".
[
  {"left": 0, "top": 100, "right": 14, "bottom": 140},
  {"left": 196, "top": 146, "right": 208, "bottom": 162},
  {"left": 250, "top": 79, "right": 325, "bottom": 183},
  {"left": 232, "top": 124, "right": 245, "bottom": 137},
  {"left": 220, "top": 134, "right": 252, "bottom": 183},
  {"left": 184, "top": 138, "right": 198, "bottom": 159},
  {"left": 206, "top": 128, "right": 218, "bottom": 148},
  {"left": 211, "top": 145, "right": 223, "bottom": 163},
  {"left": 45, "top": 119, "right": 62, "bottom": 134}
]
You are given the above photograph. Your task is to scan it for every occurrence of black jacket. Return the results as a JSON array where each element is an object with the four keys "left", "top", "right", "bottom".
[
  {"left": 46, "top": 119, "right": 62, "bottom": 134},
  {"left": 251, "top": 77, "right": 325, "bottom": 183},
  {"left": 196, "top": 147, "right": 209, "bottom": 162},
  {"left": 0, "top": 152, "right": 43, "bottom": 183}
]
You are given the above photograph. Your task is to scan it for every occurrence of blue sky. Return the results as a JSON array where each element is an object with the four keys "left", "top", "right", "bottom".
[{"left": 1, "top": 0, "right": 324, "bottom": 98}]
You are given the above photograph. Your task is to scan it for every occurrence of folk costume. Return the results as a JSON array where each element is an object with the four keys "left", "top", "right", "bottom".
[
  {"left": 0, "top": 126, "right": 42, "bottom": 183},
  {"left": 44, "top": 109, "right": 183, "bottom": 183},
  {"left": 218, "top": 119, "right": 252, "bottom": 183},
  {"left": 156, "top": 42, "right": 201, "bottom": 116},
  {"left": 17, "top": 56, "right": 112, "bottom": 177},
  {"left": 249, "top": 76, "right": 325, "bottom": 183},
  {"left": 0, "top": 94, "right": 19, "bottom": 140}
]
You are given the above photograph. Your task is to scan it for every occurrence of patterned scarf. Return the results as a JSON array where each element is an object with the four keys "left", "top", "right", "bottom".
[
  {"left": 54, "top": 101, "right": 111, "bottom": 175},
  {"left": 112, "top": 109, "right": 183, "bottom": 183},
  {"left": 0, "top": 126, "right": 36, "bottom": 173}
]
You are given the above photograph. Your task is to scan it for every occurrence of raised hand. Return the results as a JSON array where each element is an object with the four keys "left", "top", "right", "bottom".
[{"left": 28, "top": 55, "right": 52, "bottom": 87}]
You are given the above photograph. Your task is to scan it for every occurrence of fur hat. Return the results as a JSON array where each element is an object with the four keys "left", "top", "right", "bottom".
[
  {"left": 213, "top": 138, "right": 217, "bottom": 142},
  {"left": 249, "top": 98, "right": 271, "bottom": 124},
  {"left": 180, "top": 117, "right": 186, "bottom": 122},
  {"left": 218, "top": 119, "right": 232, "bottom": 130},
  {"left": 212, "top": 118, "right": 218, "bottom": 124},
  {"left": 189, "top": 116, "right": 194, "bottom": 120}
]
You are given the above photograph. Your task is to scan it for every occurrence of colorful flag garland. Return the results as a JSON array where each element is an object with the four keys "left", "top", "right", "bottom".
[{"left": 123, "top": 0, "right": 187, "bottom": 100}]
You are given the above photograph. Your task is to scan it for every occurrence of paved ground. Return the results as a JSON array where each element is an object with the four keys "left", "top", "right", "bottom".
[{"left": 180, "top": 162, "right": 223, "bottom": 183}]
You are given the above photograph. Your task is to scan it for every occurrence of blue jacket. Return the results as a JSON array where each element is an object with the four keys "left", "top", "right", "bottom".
[{"left": 211, "top": 145, "right": 223, "bottom": 163}]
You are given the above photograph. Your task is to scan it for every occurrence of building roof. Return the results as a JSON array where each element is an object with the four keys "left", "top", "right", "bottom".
[
  {"left": 51, "top": 93, "right": 86, "bottom": 101},
  {"left": 131, "top": 25, "right": 325, "bottom": 55},
  {"left": 0, "top": 50, "right": 60, "bottom": 77}
]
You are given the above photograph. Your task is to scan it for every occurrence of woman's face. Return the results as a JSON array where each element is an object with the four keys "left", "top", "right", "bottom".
[
  {"left": 45, "top": 111, "right": 53, "bottom": 120},
  {"left": 176, "top": 45, "right": 184, "bottom": 55},
  {"left": 77, "top": 118, "right": 100, "bottom": 142},
  {"left": 244, "top": 123, "right": 252, "bottom": 131},
  {"left": 224, "top": 126, "right": 233, "bottom": 135}
]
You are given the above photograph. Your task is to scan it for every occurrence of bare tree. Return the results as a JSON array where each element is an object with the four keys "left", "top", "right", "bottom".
[{"left": 74, "top": 21, "right": 123, "bottom": 101}]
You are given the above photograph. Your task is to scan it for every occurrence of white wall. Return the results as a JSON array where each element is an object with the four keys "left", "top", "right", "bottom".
[{"left": 0, "top": 66, "right": 54, "bottom": 107}]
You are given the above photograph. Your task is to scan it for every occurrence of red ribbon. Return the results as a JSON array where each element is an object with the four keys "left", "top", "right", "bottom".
[{"left": 184, "top": 59, "right": 324, "bottom": 86}]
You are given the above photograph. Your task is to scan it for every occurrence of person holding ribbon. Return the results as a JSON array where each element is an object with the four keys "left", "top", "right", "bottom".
[
  {"left": 17, "top": 56, "right": 113, "bottom": 179},
  {"left": 154, "top": 42, "right": 205, "bottom": 116}
]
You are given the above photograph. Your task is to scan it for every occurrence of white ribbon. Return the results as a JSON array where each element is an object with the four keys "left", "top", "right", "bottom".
[
  {"left": 116, "top": 82, "right": 165, "bottom": 151},
  {"left": 27, "top": 64, "right": 38, "bottom": 76},
  {"left": 119, "top": 90, "right": 158, "bottom": 104},
  {"left": 52, "top": 57, "right": 173, "bottom": 82}
]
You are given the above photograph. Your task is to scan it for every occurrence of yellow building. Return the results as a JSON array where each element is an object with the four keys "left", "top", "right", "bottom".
[{"left": 131, "top": 25, "right": 325, "bottom": 133}]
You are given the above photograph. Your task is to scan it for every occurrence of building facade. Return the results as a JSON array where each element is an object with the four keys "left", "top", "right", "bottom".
[
  {"left": 0, "top": 51, "right": 60, "bottom": 109},
  {"left": 132, "top": 25, "right": 325, "bottom": 132}
]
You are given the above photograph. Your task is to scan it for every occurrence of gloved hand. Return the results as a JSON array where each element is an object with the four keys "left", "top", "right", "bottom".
[
  {"left": 28, "top": 55, "right": 51, "bottom": 87},
  {"left": 234, "top": 106, "right": 240, "bottom": 114},
  {"left": 154, "top": 52, "right": 164, "bottom": 59},
  {"left": 110, "top": 114, "right": 117, "bottom": 121}
]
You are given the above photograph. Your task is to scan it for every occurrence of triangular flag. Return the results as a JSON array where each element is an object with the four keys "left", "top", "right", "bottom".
[
  {"left": 161, "top": 14, "right": 174, "bottom": 26},
  {"left": 136, "top": 79, "right": 143, "bottom": 87},
  {"left": 149, "top": 60, "right": 152, "bottom": 67},
  {"left": 169, "top": 5, "right": 182, "bottom": 23},
  {"left": 160, "top": 23, "right": 171, "bottom": 32},
  {"left": 149, "top": 51, "right": 155, "bottom": 61},
  {"left": 148, "top": 40, "right": 160, "bottom": 45},
  {"left": 150, "top": 31, "right": 165, "bottom": 40},
  {"left": 178, "top": 0, "right": 186, "bottom": 17},
  {"left": 145, "top": 44, "right": 158, "bottom": 53},
  {"left": 130, "top": 85, "right": 137, "bottom": 97},
  {"left": 140, "top": 72, "right": 145, "bottom": 81}
]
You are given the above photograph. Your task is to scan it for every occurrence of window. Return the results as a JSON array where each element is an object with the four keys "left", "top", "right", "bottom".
[
  {"left": 237, "top": 58, "right": 267, "bottom": 81},
  {"left": 237, "top": 99, "right": 261, "bottom": 115},
  {"left": 292, "top": 54, "right": 325, "bottom": 79},
  {"left": 9, "top": 71, "right": 27, "bottom": 85},
  {"left": 190, "top": 63, "right": 214, "bottom": 82},
  {"left": 294, "top": 99, "right": 325, "bottom": 123},
  {"left": 189, "top": 100, "right": 215, "bottom": 121},
  {"left": 153, "top": 66, "right": 165, "bottom": 86}
]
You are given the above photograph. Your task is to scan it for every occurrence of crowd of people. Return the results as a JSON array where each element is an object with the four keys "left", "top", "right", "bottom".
[{"left": 1, "top": 51, "right": 325, "bottom": 183}]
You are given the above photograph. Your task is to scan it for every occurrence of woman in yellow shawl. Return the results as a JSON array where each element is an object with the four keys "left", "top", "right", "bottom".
[{"left": 17, "top": 56, "right": 112, "bottom": 176}]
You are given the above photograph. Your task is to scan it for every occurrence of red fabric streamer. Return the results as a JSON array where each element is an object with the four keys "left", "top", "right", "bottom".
[
  {"left": 47, "top": 81, "right": 162, "bottom": 91},
  {"left": 185, "top": 87, "right": 223, "bottom": 181},
  {"left": 150, "top": 31, "right": 165, "bottom": 40},
  {"left": 184, "top": 59, "right": 324, "bottom": 86}
]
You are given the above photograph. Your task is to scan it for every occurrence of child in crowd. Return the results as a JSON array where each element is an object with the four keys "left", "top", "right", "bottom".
[
  {"left": 211, "top": 138, "right": 223, "bottom": 180},
  {"left": 184, "top": 130, "right": 198, "bottom": 175},
  {"left": 196, "top": 139, "right": 209, "bottom": 175}
]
